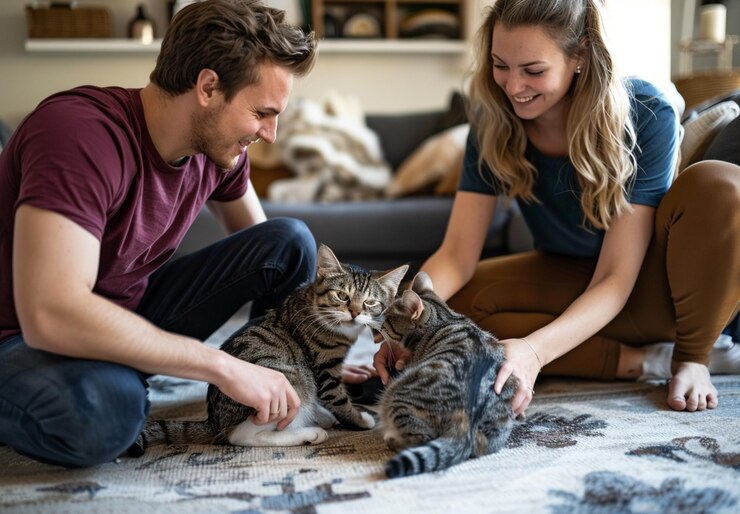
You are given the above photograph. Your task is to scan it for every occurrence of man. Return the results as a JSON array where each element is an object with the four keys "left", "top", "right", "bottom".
[{"left": 0, "top": 0, "right": 317, "bottom": 467}]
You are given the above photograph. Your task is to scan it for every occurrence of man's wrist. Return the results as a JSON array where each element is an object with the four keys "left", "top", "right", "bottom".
[{"left": 187, "top": 345, "right": 235, "bottom": 387}]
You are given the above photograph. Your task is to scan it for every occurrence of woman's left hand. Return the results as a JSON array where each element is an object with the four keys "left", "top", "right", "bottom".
[{"left": 493, "top": 338, "right": 542, "bottom": 416}]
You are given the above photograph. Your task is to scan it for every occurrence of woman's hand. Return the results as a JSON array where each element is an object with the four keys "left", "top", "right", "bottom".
[
  {"left": 372, "top": 332, "right": 411, "bottom": 385},
  {"left": 493, "top": 338, "right": 542, "bottom": 416},
  {"left": 341, "top": 364, "right": 377, "bottom": 384}
]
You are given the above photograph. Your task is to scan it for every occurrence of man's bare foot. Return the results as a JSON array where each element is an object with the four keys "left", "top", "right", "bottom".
[{"left": 667, "top": 361, "right": 718, "bottom": 411}]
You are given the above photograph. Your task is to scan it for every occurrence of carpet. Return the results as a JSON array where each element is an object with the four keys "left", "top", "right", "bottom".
[{"left": 1, "top": 317, "right": 738, "bottom": 514}]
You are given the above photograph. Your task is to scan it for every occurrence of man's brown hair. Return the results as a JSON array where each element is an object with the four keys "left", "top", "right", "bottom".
[{"left": 150, "top": 0, "right": 317, "bottom": 101}]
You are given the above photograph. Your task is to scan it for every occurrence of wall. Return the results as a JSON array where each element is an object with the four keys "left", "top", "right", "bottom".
[{"left": 1, "top": 0, "right": 670, "bottom": 129}]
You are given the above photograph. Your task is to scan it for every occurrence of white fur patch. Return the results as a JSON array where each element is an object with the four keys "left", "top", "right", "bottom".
[
  {"left": 227, "top": 406, "right": 331, "bottom": 447},
  {"left": 359, "top": 411, "right": 376, "bottom": 429}
]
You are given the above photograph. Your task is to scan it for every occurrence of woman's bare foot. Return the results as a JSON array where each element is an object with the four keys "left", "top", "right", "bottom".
[{"left": 667, "top": 361, "right": 718, "bottom": 411}]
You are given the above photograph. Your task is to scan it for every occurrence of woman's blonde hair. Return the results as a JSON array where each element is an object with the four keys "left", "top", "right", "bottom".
[{"left": 468, "top": 0, "right": 636, "bottom": 230}]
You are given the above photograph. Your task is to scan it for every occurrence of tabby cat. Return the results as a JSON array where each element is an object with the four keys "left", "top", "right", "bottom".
[
  {"left": 131, "top": 244, "right": 408, "bottom": 453},
  {"left": 376, "top": 271, "right": 518, "bottom": 479}
]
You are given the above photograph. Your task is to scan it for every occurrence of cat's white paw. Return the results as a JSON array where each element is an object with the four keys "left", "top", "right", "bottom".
[
  {"left": 305, "top": 427, "right": 329, "bottom": 444},
  {"left": 383, "top": 426, "right": 402, "bottom": 450},
  {"left": 358, "top": 411, "right": 376, "bottom": 429}
]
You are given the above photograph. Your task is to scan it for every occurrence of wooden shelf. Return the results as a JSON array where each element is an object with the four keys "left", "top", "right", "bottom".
[
  {"left": 25, "top": 38, "right": 163, "bottom": 53},
  {"left": 25, "top": 37, "right": 466, "bottom": 55},
  {"left": 318, "top": 38, "right": 466, "bottom": 53},
  {"left": 312, "top": 0, "right": 466, "bottom": 40}
]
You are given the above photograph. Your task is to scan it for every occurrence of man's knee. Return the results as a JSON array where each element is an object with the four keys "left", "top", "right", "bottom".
[
  {"left": 267, "top": 217, "right": 317, "bottom": 276},
  {"left": 4, "top": 365, "right": 149, "bottom": 468}
]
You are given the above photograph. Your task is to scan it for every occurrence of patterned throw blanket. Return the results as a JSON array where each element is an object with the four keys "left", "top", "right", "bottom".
[
  {"left": 267, "top": 92, "right": 391, "bottom": 203},
  {"left": 1, "top": 318, "right": 738, "bottom": 514}
]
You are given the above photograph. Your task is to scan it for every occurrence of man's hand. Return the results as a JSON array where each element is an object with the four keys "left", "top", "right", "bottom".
[
  {"left": 372, "top": 332, "right": 411, "bottom": 385},
  {"left": 216, "top": 357, "right": 301, "bottom": 430}
]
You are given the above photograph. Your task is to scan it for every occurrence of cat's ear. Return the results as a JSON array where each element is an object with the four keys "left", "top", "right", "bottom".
[
  {"left": 411, "top": 272, "right": 434, "bottom": 294},
  {"left": 401, "top": 290, "right": 424, "bottom": 321},
  {"left": 378, "top": 264, "right": 409, "bottom": 294},
  {"left": 316, "top": 244, "right": 344, "bottom": 277}
]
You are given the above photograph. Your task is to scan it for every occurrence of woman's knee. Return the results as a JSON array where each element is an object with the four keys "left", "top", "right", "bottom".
[
  {"left": 662, "top": 160, "right": 740, "bottom": 241},
  {"left": 672, "top": 160, "right": 740, "bottom": 204}
]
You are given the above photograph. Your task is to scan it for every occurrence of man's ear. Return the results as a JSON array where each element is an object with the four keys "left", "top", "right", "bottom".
[{"left": 196, "top": 68, "right": 220, "bottom": 106}]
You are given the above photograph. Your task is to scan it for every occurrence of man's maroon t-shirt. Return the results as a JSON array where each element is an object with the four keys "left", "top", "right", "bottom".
[{"left": 0, "top": 86, "right": 250, "bottom": 342}]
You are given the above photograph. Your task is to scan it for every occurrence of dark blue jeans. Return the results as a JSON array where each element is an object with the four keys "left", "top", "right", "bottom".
[{"left": 0, "top": 217, "right": 316, "bottom": 467}]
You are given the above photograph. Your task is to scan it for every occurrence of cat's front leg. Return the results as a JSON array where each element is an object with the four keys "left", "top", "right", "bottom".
[
  {"left": 313, "top": 404, "right": 338, "bottom": 429},
  {"left": 317, "top": 373, "right": 375, "bottom": 430}
]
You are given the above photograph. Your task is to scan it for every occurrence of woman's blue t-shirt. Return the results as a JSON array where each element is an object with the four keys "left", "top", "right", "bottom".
[{"left": 459, "top": 78, "right": 680, "bottom": 257}]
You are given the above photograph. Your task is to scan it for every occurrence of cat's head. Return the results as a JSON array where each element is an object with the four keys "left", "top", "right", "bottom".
[
  {"left": 378, "top": 271, "right": 435, "bottom": 344},
  {"left": 312, "top": 244, "right": 409, "bottom": 340}
]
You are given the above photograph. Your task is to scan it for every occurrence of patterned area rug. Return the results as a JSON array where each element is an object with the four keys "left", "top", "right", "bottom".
[{"left": 1, "top": 318, "right": 738, "bottom": 514}]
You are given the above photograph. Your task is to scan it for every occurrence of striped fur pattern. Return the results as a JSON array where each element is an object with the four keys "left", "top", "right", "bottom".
[
  {"left": 132, "top": 245, "right": 408, "bottom": 453},
  {"left": 377, "top": 272, "right": 517, "bottom": 479}
]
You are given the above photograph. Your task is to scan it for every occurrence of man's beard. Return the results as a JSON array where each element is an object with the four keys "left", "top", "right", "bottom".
[{"left": 190, "top": 107, "right": 240, "bottom": 171}]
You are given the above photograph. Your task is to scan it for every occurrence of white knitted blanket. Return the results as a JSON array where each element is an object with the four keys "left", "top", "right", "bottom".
[{"left": 268, "top": 93, "right": 391, "bottom": 203}]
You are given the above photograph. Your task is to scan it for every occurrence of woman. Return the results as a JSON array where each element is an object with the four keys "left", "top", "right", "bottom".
[{"left": 375, "top": 0, "right": 740, "bottom": 414}]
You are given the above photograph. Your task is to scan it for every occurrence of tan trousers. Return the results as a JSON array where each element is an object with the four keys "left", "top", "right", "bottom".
[{"left": 447, "top": 161, "right": 740, "bottom": 380}]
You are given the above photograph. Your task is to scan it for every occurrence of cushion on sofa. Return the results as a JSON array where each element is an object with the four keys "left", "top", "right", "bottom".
[
  {"left": 702, "top": 115, "right": 740, "bottom": 166},
  {"left": 365, "top": 91, "right": 467, "bottom": 170},
  {"left": 386, "top": 124, "right": 469, "bottom": 197},
  {"left": 679, "top": 101, "right": 740, "bottom": 171}
]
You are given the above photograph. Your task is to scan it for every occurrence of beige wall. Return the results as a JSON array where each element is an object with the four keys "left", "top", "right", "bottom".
[{"left": 0, "top": 0, "right": 670, "bottom": 129}]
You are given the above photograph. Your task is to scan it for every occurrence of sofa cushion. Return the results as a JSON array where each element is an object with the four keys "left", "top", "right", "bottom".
[
  {"left": 679, "top": 101, "right": 740, "bottom": 171},
  {"left": 386, "top": 124, "right": 468, "bottom": 197},
  {"left": 703, "top": 115, "right": 740, "bottom": 166},
  {"left": 681, "top": 88, "right": 740, "bottom": 123},
  {"left": 261, "top": 197, "right": 510, "bottom": 272},
  {"left": 366, "top": 91, "right": 467, "bottom": 170}
]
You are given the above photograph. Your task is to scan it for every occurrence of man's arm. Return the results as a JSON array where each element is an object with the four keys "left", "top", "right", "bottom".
[
  {"left": 13, "top": 204, "right": 298, "bottom": 427},
  {"left": 207, "top": 178, "right": 266, "bottom": 234}
]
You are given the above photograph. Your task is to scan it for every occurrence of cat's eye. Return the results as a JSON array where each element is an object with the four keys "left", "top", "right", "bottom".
[
  {"left": 332, "top": 291, "right": 349, "bottom": 302},
  {"left": 364, "top": 300, "right": 379, "bottom": 308}
]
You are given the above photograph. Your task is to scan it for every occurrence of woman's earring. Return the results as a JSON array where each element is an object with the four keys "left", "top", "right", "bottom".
[{"left": 575, "top": 65, "right": 582, "bottom": 74}]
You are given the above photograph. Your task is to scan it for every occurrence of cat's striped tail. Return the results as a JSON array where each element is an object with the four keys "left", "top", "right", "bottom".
[
  {"left": 385, "top": 436, "right": 473, "bottom": 479},
  {"left": 126, "top": 420, "right": 216, "bottom": 457}
]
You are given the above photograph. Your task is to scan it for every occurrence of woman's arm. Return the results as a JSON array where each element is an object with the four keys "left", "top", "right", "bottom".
[
  {"left": 374, "top": 191, "right": 497, "bottom": 383},
  {"left": 422, "top": 191, "right": 499, "bottom": 300},
  {"left": 494, "top": 203, "right": 656, "bottom": 414}
]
